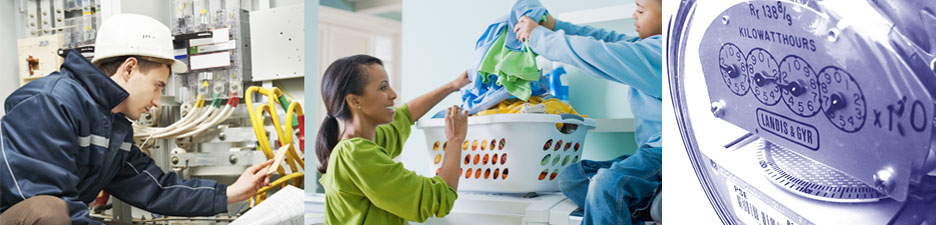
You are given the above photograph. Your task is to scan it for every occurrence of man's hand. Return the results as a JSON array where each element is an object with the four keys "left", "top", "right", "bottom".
[{"left": 226, "top": 159, "right": 274, "bottom": 204}]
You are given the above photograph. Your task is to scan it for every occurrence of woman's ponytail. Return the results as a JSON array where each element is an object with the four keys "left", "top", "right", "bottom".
[
  {"left": 316, "top": 54, "right": 383, "bottom": 174},
  {"left": 316, "top": 115, "right": 340, "bottom": 174}
]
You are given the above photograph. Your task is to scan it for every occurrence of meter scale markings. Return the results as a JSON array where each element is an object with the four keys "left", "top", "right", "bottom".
[{"left": 757, "top": 140, "right": 885, "bottom": 203}]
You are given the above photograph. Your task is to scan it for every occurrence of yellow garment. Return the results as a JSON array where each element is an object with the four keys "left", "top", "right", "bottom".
[
  {"left": 476, "top": 96, "right": 587, "bottom": 117},
  {"left": 320, "top": 104, "right": 458, "bottom": 225}
]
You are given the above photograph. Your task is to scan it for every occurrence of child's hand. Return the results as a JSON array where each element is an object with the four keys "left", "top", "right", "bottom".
[
  {"left": 514, "top": 16, "right": 539, "bottom": 42},
  {"left": 444, "top": 105, "right": 468, "bottom": 147}
]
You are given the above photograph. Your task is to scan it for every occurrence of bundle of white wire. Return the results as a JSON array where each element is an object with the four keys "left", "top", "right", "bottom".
[{"left": 133, "top": 103, "right": 235, "bottom": 141}]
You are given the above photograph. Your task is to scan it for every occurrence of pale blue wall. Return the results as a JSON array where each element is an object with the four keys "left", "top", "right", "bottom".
[
  {"left": 304, "top": 0, "right": 321, "bottom": 192},
  {"left": 399, "top": 1, "right": 641, "bottom": 177}
]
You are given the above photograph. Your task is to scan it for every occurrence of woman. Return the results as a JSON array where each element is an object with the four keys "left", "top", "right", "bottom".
[{"left": 316, "top": 54, "right": 470, "bottom": 224}]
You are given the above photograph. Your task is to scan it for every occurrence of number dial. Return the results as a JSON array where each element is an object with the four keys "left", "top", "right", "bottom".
[
  {"left": 719, "top": 43, "right": 749, "bottom": 96},
  {"left": 779, "top": 56, "right": 820, "bottom": 117},
  {"left": 747, "top": 49, "right": 782, "bottom": 105},
  {"left": 818, "top": 67, "right": 866, "bottom": 132}
]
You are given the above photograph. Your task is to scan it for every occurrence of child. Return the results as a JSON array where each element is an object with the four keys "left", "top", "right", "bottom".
[{"left": 514, "top": 0, "right": 663, "bottom": 224}]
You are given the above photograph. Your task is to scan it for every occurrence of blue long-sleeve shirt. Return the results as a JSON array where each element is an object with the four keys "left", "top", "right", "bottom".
[
  {"left": 0, "top": 50, "right": 228, "bottom": 224},
  {"left": 528, "top": 20, "right": 662, "bottom": 148}
]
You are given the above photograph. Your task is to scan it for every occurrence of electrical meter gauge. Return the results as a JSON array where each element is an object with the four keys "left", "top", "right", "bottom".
[
  {"left": 719, "top": 43, "right": 749, "bottom": 95},
  {"left": 747, "top": 48, "right": 782, "bottom": 105},
  {"left": 778, "top": 55, "right": 821, "bottom": 117},
  {"left": 757, "top": 140, "right": 886, "bottom": 202},
  {"left": 817, "top": 67, "right": 866, "bottom": 132},
  {"left": 668, "top": 0, "right": 936, "bottom": 224}
]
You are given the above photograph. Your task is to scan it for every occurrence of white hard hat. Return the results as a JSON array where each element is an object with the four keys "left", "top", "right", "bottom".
[{"left": 92, "top": 14, "right": 187, "bottom": 73}]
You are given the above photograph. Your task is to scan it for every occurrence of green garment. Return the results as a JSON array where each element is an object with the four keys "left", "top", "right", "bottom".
[
  {"left": 320, "top": 104, "right": 458, "bottom": 225},
  {"left": 478, "top": 27, "right": 540, "bottom": 101}
]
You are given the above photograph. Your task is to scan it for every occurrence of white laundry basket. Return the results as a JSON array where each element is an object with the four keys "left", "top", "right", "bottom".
[{"left": 416, "top": 113, "right": 596, "bottom": 193}]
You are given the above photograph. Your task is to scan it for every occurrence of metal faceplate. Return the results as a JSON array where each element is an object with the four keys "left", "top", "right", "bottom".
[
  {"left": 698, "top": 1, "right": 935, "bottom": 202},
  {"left": 758, "top": 140, "right": 886, "bottom": 203}
]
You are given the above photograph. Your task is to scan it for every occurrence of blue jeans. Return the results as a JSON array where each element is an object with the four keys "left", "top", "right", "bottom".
[{"left": 557, "top": 145, "right": 662, "bottom": 225}]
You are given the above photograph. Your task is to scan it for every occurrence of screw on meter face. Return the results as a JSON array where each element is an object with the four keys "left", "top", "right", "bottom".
[
  {"left": 818, "top": 67, "right": 866, "bottom": 132},
  {"left": 719, "top": 43, "right": 749, "bottom": 95},
  {"left": 747, "top": 48, "right": 782, "bottom": 105},
  {"left": 779, "top": 55, "right": 820, "bottom": 117}
]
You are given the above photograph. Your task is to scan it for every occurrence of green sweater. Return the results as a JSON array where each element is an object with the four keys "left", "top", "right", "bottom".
[{"left": 320, "top": 104, "right": 458, "bottom": 224}]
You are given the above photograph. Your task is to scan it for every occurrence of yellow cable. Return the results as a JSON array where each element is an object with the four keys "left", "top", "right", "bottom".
[
  {"left": 274, "top": 80, "right": 296, "bottom": 99},
  {"left": 258, "top": 88, "right": 288, "bottom": 145},
  {"left": 284, "top": 101, "right": 305, "bottom": 168},
  {"left": 245, "top": 87, "right": 273, "bottom": 158},
  {"left": 258, "top": 105, "right": 300, "bottom": 175},
  {"left": 244, "top": 86, "right": 305, "bottom": 206},
  {"left": 283, "top": 101, "right": 305, "bottom": 186}
]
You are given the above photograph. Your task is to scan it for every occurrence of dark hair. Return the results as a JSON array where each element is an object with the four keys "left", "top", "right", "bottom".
[
  {"left": 95, "top": 55, "right": 171, "bottom": 77},
  {"left": 317, "top": 54, "right": 383, "bottom": 174}
]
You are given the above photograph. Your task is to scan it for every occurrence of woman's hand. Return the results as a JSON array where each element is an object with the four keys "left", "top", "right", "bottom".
[
  {"left": 440, "top": 105, "right": 467, "bottom": 189},
  {"left": 226, "top": 159, "right": 274, "bottom": 204},
  {"left": 448, "top": 70, "right": 470, "bottom": 91},
  {"left": 444, "top": 105, "right": 468, "bottom": 145},
  {"left": 406, "top": 71, "right": 471, "bottom": 121}
]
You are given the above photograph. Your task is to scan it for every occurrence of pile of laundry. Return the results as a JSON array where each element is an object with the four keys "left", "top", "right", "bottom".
[
  {"left": 476, "top": 96, "right": 586, "bottom": 117},
  {"left": 459, "top": 0, "right": 551, "bottom": 115},
  {"left": 431, "top": 0, "right": 585, "bottom": 119}
]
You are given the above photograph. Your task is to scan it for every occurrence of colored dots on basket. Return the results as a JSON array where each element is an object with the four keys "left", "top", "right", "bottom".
[
  {"left": 481, "top": 139, "right": 487, "bottom": 150},
  {"left": 494, "top": 168, "right": 500, "bottom": 180},
  {"left": 443, "top": 141, "right": 448, "bottom": 150},
  {"left": 502, "top": 168, "right": 509, "bottom": 179},
  {"left": 466, "top": 168, "right": 473, "bottom": 179},
  {"left": 436, "top": 168, "right": 440, "bottom": 175},
  {"left": 572, "top": 155, "right": 579, "bottom": 164},
  {"left": 472, "top": 140, "right": 478, "bottom": 150},
  {"left": 544, "top": 139, "right": 552, "bottom": 151},
  {"left": 564, "top": 142, "right": 571, "bottom": 151},
  {"left": 541, "top": 154, "right": 551, "bottom": 166},
  {"left": 501, "top": 154, "right": 507, "bottom": 164},
  {"left": 433, "top": 141, "right": 440, "bottom": 151},
  {"left": 555, "top": 140, "right": 563, "bottom": 151},
  {"left": 484, "top": 168, "right": 491, "bottom": 179},
  {"left": 474, "top": 154, "right": 480, "bottom": 165},
  {"left": 574, "top": 143, "right": 580, "bottom": 151},
  {"left": 464, "top": 155, "right": 470, "bottom": 165},
  {"left": 475, "top": 168, "right": 482, "bottom": 178},
  {"left": 492, "top": 153, "right": 499, "bottom": 165},
  {"left": 490, "top": 139, "right": 497, "bottom": 150},
  {"left": 482, "top": 154, "right": 490, "bottom": 165},
  {"left": 549, "top": 169, "right": 559, "bottom": 180},
  {"left": 499, "top": 138, "right": 505, "bottom": 150},
  {"left": 434, "top": 154, "right": 442, "bottom": 164},
  {"left": 538, "top": 169, "right": 549, "bottom": 180},
  {"left": 552, "top": 155, "right": 560, "bottom": 166}
]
